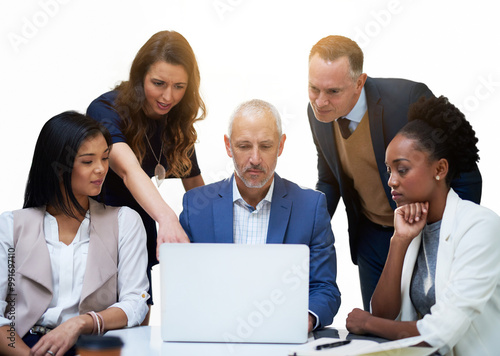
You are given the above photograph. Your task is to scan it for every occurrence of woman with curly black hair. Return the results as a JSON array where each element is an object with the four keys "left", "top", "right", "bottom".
[{"left": 346, "top": 96, "right": 500, "bottom": 355}]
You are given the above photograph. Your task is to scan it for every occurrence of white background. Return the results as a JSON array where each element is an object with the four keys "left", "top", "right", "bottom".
[{"left": 1, "top": 0, "right": 499, "bottom": 329}]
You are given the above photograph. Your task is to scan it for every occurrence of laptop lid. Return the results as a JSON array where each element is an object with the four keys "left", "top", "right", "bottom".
[{"left": 160, "top": 243, "right": 309, "bottom": 344}]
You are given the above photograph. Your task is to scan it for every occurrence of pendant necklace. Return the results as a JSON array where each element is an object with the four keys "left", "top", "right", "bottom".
[{"left": 145, "top": 134, "right": 165, "bottom": 187}]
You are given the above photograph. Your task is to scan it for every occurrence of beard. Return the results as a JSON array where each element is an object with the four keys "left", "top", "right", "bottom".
[{"left": 233, "top": 160, "right": 272, "bottom": 189}]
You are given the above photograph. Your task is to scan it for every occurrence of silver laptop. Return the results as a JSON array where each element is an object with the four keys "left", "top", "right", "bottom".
[{"left": 159, "top": 243, "right": 309, "bottom": 344}]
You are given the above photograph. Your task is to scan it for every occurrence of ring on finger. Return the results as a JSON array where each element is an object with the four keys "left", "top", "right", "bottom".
[{"left": 46, "top": 350, "right": 55, "bottom": 356}]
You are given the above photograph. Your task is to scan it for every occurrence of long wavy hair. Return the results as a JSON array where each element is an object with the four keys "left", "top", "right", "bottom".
[{"left": 114, "top": 30, "right": 206, "bottom": 177}]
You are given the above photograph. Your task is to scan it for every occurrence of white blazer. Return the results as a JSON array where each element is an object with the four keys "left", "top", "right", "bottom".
[{"left": 399, "top": 189, "right": 500, "bottom": 356}]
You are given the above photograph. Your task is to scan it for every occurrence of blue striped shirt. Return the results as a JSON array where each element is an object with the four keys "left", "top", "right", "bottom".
[{"left": 232, "top": 177, "right": 274, "bottom": 244}]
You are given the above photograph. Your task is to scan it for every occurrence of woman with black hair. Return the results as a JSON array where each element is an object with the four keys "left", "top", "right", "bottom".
[
  {"left": 0, "top": 112, "right": 149, "bottom": 356},
  {"left": 346, "top": 96, "right": 500, "bottom": 355}
]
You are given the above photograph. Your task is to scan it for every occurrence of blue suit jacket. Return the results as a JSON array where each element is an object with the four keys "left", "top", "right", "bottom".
[
  {"left": 308, "top": 77, "right": 483, "bottom": 264},
  {"left": 179, "top": 174, "right": 341, "bottom": 328}
]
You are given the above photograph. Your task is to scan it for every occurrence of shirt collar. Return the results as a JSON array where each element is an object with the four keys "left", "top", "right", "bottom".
[
  {"left": 44, "top": 210, "right": 90, "bottom": 244},
  {"left": 232, "top": 174, "right": 275, "bottom": 209},
  {"left": 345, "top": 86, "right": 367, "bottom": 124}
]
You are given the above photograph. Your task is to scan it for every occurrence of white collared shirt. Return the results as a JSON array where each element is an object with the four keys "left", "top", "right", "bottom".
[
  {"left": 337, "top": 86, "right": 367, "bottom": 133},
  {"left": 40, "top": 211, "right": 90, "bottom": 327},
  {"left": 232, "top": 176, "right": 274, "bottom": 244},
  {"left": 0, "top": 206, "right": 149, "bottom": 329}
]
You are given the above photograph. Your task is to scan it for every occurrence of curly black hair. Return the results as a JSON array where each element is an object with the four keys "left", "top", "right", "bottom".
[{"left": 399, "top": 95, "right": 479, "bottom": 184}]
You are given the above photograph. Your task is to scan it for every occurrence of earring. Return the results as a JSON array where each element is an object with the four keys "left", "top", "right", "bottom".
[{"left": 435, "top": 175, "right": 440, "bottom": 181}]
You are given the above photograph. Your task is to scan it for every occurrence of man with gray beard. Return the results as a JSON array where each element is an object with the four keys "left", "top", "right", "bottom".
[{"left": 179, "top": 99, "right": 341, "bottom": 332}]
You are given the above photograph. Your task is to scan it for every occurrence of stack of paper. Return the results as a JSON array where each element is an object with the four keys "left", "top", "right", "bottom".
[{"left": 289, "top": 336, "right": 438, "bottom": 356}]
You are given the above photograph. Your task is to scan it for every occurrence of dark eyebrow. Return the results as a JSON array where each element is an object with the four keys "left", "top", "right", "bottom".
[
  {"left": 309, "top": 82, "right": 341, "bottom": 92},
  {"left": 77, "top": 147, "right": 110, "bottom": 157},
  {"left": 151, "top": 78, "right": 188, "bottom": 85}
]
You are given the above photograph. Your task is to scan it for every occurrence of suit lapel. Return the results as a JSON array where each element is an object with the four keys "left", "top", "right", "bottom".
[
  {"left": 213, "top": 176, "right": 234, "bottom": 243},
  {"left": 267, "top": 174, "right": 291, "bottom": 244},
  {"left": 434, "top": 189, "right": 457, "bottom": 296},
  {"left": 308, "top": 104, "right": 342, "bottom": 181},
  {"left": 365, "top": 77, "right": 395, "bottom": 209}
]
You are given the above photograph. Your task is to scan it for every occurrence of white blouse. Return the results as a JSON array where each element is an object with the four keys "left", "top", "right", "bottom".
[{"left": 0, "top": 206, "right": 149, "bottom": 329}]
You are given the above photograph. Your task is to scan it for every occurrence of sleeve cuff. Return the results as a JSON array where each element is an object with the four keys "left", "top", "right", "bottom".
[
  {"left": 309, "top": 310, "right": 320, "bottom": 330},
  {"left": 109, "top": 291, "right": 150, "bottom": 327}
]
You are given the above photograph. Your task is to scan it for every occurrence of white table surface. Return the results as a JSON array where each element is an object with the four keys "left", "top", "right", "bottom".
[{"left": 106, "top": 326, "right": 347, "bottom": 356}]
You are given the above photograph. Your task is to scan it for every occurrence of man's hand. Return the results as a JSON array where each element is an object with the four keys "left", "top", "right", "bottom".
[{"left": 308, "top": 313, "right": 317, "bottom": 333}]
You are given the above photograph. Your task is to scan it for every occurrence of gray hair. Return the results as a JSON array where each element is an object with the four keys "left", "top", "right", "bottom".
[{"left": 228, "top": 99, "right": 282, "bottom": 138}]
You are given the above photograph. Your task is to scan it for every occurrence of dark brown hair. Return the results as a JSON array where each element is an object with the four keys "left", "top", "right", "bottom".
[{"left": 114, "top": 30, "right": 206, "bottom": 177}]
